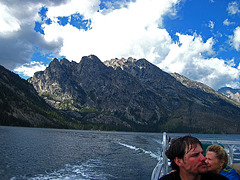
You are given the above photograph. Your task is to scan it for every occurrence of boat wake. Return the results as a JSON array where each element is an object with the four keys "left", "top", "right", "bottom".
[
  {"left": 11, "top": 159, "right": 114, "bottom": 180},
  {"left": 118, "top": 142, "right": 161, "bottom": 161}
]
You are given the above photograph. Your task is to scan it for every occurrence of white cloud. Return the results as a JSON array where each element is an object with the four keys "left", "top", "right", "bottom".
[
  {"left": 14, "top": 61, "right": 47, "bottom": 77},
  {"left": 1, "top": 0, "right": 240, "bottom": 90},
  {"left": 0, "top": 1, "right": 43, "bottom": 33},
  {"left": 0, "top": 4, "right": 20, "bottom": 33},
  {"left": 230, "top": 26, "right": 240, "bottom": 51},
  {"left": 46, "top": 0, "right": 100, "bottom": 20},
  {"left": 43, "top": 0, "right": 179, "bottom": 62},
  {"left": 0, "top": 0, "right": 63, "bottom": 70},
  {"left": 192, "top": 57, "right": 240, "bottom": 90},
  {"left": 223, "top": 19, "right": 235, "bottom": 26},
  {"left": 158, "top": 33, "right": 214, "bottom": 74},
  {"left": 227, "top": 1, "right": 240, "bottom": 15},
  {"left": 208, "top": 20, "right": 214, "bottom": 29},
  {"left": 156, "top": 33, "right": 240, "bottom": 90}
]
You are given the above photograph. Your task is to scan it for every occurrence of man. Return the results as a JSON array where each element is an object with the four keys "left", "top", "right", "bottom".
[{"left": 160, "top": 136, "right": 228, "bottom": 180}]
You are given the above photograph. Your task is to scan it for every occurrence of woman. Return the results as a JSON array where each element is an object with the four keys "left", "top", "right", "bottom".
[{"left": 206, "top": 144, "right": 240, "bottom": 180}]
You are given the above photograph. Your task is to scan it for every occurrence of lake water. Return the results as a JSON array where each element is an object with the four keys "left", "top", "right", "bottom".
[{"left": 0, "top": 126, "right": 240, "bottom": 180}]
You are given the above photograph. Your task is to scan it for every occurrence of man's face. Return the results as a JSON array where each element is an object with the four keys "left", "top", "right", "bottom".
[{"left": 179, "top": 144, "right": 207, "bottom": 175}]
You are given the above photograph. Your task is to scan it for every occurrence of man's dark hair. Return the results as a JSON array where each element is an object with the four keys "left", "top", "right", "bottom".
[{"left": 165, "top": 135, "right": 203, "bottom": 171}]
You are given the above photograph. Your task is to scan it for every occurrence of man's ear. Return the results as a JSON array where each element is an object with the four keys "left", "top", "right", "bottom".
[{"left": 174, "top": 157, "right": 183, "bottom": 167}]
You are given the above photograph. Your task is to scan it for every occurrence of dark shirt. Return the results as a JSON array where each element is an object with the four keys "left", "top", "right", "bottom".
[{"left": 159, "top": 171, "right": 228, "bottom": 180}]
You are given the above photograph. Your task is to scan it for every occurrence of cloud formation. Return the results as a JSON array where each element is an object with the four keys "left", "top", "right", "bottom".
[
  {"left": 231, "top": 26, "right": 240, "bottom": 51},
  {"left": 43, "top": 0, "right": 179, "bottom": 62},
  {"left": 223, "top": 19, "right": 235, "bottom": 26},
  {"left": 155, "top": 33, "right": 240, "bottom": 89},
  {"left": 0, "top": 0, "right": 240, "bottom": 90},
  {"left": 14, "top": 61, "right": 47, "bottom": 77},
  {"left": 42, "top": 0, "right": 240, "bottom": 90},
  {"left": 208, "top": 20, "right": 215, "bottom": 29},
  {"left": 227, "top": 1, "right": 240, "bottom": 15},
  {"left": 0, "top": 0, "right": 64, "bottom": 70}
]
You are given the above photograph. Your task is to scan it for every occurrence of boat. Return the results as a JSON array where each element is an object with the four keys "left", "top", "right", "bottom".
[{"left": 151, "top": 132, "right": 240, "bottom": 180}]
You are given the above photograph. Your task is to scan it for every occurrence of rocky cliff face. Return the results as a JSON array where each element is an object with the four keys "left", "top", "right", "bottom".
[
  {"left": 28, "top": 55, "right": 240, "bottom": 133},
  {"left": 170, "top": 73, "right": 240, "bottom": 107}
]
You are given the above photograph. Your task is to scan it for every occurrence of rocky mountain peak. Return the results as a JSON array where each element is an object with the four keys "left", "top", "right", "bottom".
[
  {"left": 49, "top": 58, "right": 60, "bottom": 67},
  {"left": 2, "top": 54, "right": 240, "bottom": 133},
  {"left": 80, "top": 55, "right": 104, "bottom": 66},
  {"left": 45, "top": 58, "right": 64, "bottom": 78},
  {"left": 78, "top": 55, "right": 106, "bottom": 73},
  {"left": 60, "top": 58, "right": 70, "bottom": 65},
  {"left": 28, "top": 55, "right": 240, "bottom": 133},
  {"left": 104, "top": 57, "right": 138, "bottom": 70}
]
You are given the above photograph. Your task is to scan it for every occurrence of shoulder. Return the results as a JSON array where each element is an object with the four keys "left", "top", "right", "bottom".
[
  {"left": 202, "top": 172, "right": 228, "bottom": 180},
  {"left": 159, "top": 171, "right": 181, "bottom": 180},
  {"left": 220, "top": 166, "right": 240, "bottom": 180}
]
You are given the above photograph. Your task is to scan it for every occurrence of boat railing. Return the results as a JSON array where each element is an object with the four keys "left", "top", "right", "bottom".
[{"left": 151, "top": 132, "right": 170, "bottom": 180}]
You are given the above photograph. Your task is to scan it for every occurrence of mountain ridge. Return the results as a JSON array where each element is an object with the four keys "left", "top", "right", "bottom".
[
  {"left": 170, "top": 72, "right": 240, "bottom": 108},
  {"left": 27, "top": 55, "right": 240, "bottom": 133},
  {"left": 0, "top": 65, "right": 66, "bottom": 128},
  {"left": 0, "top": 54, "right": 239, "bottom": 133}
]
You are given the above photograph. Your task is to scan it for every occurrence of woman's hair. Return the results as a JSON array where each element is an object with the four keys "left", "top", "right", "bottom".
[{"left": 206, "top": 144, "right": 228, "bottom": 168}]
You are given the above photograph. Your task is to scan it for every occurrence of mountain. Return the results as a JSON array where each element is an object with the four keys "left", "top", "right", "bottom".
[
  {"left": 28, "top": 55, "right": 240, "bottom": 133},
  {"left": 0, "top": 65, "right": 68, "bottom": 128},
  {"left": 170, "top": 73, "right": 240, "bottom": 106},
  {"left": 218, "top": 87, "right": 240, "bottom": 103}
]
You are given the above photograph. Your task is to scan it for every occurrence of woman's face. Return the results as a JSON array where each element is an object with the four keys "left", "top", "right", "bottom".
[{"left": 205, "top": 151, "right": 224, "bottom": 174}]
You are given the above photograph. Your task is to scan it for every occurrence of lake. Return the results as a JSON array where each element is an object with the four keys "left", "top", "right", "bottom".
[{"left": 0, "top": 126, "right": 240, "bottom": 180}]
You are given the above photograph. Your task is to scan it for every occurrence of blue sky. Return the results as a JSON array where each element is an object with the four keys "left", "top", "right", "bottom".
[{"left": 0, "top": 0, "right": 240, "bottom": 90}]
